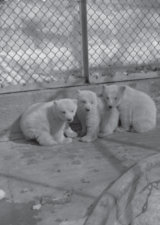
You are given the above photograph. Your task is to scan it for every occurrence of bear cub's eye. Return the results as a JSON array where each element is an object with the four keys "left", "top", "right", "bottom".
[
  {"left": 115, "top": 97, "right": 117, "bottom": 100},
  {"left": 82, "top": 100, "right": 86, "bottom": 103},
  {"left": 62, "top": 111, "right": 66, "bottom": 114}
]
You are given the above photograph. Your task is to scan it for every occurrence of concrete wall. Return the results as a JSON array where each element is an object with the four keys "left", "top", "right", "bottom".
[{"left": 1, "top": 78, "right": 160, "bottom": 141}]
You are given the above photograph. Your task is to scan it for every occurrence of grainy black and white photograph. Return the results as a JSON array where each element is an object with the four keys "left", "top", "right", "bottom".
[{"left": 0, "top": 0, "right": 160, "bottom": 224}]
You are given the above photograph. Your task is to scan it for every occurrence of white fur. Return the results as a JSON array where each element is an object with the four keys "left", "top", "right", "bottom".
[
  {"left": 20, "top": 99, "right": 78, "bottom": 146},
  {"left": 77, "top": 90, "right": 119, "bottom": 142},
  {"left": 103, "top": 84, "right": 157, "bottom": 133}
]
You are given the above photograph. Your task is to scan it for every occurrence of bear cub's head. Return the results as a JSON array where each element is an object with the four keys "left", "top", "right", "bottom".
[
  {"left": 103, "top": 84, "right": 126, "bottom": 108},
  {"left": 77, "top": 90, "right": 98, "bottom": 112},
  {"left": 53, "top": 98, "right": 77, "bottom": 122}
]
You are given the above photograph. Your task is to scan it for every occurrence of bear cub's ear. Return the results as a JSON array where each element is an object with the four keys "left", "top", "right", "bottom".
[
  {"left": 77, "top": 90, "right": 82, "bottom": 95},
  {"left": 53, "top": 100, "right": 58, "bottom": 106},
  {"left": 119, "top": 86, "right": 126, "bottom": 94}
]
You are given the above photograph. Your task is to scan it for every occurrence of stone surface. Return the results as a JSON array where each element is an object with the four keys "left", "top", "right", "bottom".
[
  {"left": 0, "top": 120, "right": 160, "bottom": 224},
  {"left": 85, "top": 154, "right": 160, "bottom": 225}
]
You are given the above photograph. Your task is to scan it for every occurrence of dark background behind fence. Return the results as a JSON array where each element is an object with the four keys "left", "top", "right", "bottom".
[{"left": 1, "top": 0, "right": 160, "bottom": 88}]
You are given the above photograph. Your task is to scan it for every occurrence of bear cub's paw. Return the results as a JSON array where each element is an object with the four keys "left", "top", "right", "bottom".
[
  {"left": 80, "top": 135, "right": 97, "bottom": 143},
  {"left": 98, "top": 132, "right": 109, "bottom": 138},
  {"left": 115, "top": 127, "right": 128, "bottom": 133},
  {"left": 64, "top": 127, "right": 77, "bottom": 138},
  {"left": 63, "top": 137, "right": 73, "bottom": 144},
  {"left": 37, "top": 133, "right": 58, "bottom": 146}
]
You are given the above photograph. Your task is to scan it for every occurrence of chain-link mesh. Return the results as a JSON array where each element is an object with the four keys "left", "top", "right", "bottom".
[
  {"left": 1, "top": 0, "right": 160, "bottom": 88},
  {"left": 0, "top": 0, "right": 82, "bottom": 87},
  {"left": 87, "top": 0, "right": 160, "bottom": 78}
]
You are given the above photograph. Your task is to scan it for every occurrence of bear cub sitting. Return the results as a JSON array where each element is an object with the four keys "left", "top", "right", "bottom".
[
  {"left": 20, "top": 99, "right": 77, "bottom": 146},
  {"left": 77, "top": 90, "right": 119, "bottom": 143},
  {"left": 103, "top": 84, "right": 157, "bottom": 133}
]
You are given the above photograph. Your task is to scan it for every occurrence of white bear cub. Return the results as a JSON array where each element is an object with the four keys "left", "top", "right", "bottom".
[
  {"left": 20, "top": 99, "right": 78, "bottom": 146},
  {"left": 77, "top": 90, "right": 119, "bottom": 142},
  {"left": 103, "top": 84, "right": 157, "bottom": 133}
]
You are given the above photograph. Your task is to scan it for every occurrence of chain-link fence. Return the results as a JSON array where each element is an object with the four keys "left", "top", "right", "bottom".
[
  {"left": 1, "top": 0, "right": 160, "bottom": 89},
  {"left": 87, "top": 0, "right": 160, "bottom": 78},
  {"left": 0, "top": 0, "right": 82, "bottom": 88}
]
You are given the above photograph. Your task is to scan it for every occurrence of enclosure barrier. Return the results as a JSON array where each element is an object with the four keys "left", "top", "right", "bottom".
[{"left": 1, "top": 0, "right": 160, "bottom": 93}]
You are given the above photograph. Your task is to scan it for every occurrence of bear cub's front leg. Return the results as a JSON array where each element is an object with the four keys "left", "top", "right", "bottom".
[
  {"left": 80, "top": 130, "right": 97, "bottom": 143},
  {"left": 80, "top": 121, "right": 99, "bottom": 143}
]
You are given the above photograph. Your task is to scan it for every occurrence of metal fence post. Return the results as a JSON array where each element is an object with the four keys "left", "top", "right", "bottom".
[{"left": 80, "top": 0, "right": 90, "bottom": 83}]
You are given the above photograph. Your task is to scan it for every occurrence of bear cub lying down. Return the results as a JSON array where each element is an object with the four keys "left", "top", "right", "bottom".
[{"left": 20, "top": 99, "right": 77, "bottom": 146}]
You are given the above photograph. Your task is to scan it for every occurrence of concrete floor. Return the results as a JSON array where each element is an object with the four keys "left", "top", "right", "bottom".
[{"left": 0, "top": 121, "right": 160, "bottom": 225}]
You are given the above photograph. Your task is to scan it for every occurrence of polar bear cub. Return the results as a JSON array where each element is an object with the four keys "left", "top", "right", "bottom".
[
  {"left": 103, "top": 84, "right": 157, "bottom": 133},
  {"left": 77, "top": 90, "right": 119, "bottom": 142},
  {"left": 20, "top": 99, "right": 78, "bottom": 146}
]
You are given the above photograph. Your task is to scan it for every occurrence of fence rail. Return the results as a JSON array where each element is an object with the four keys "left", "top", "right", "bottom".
[{"left": 1, "top": 0, "right": 160, "bottom": 93}]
